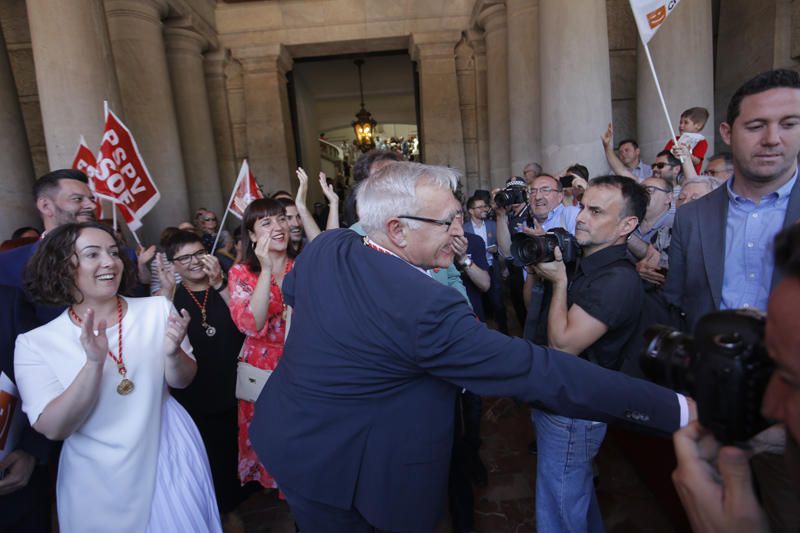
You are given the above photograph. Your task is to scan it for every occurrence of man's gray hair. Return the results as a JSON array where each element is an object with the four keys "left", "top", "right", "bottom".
[
  {"left": 356, "top": 162, "right": 460, "bottom": 235},
  {"left": 681, "top": 176, "right": 718, "bottom": 193}
]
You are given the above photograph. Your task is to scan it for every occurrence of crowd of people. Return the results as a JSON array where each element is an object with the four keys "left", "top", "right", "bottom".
[{"left": 0, "top": 67, "right": 799, "bottom": 533}]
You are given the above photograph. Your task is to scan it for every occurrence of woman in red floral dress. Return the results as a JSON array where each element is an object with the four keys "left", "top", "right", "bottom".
[{"left": 228, "top": 198, "right": 294, "bottom": 488}]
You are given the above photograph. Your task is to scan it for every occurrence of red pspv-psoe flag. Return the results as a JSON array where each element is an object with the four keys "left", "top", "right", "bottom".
[
  {"left": 70, "top": 136, "right": 103, "bottom": 220},
  {"left": 629, "top": 0, "right": 682, "bottom": 44},
  {"left": 227, "top": 159, "right": 263, "bottom": 219},
  {"left": 94, "top": 103, "right": 160, "bottom": 230}
]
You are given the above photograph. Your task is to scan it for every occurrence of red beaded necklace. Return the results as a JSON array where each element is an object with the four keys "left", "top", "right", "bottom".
[
  {"left": 69, "top": 296, "right": 134, "bottom": 395},
  {"left": 181, "top": 283, "right": 216, "bottom": 337}
]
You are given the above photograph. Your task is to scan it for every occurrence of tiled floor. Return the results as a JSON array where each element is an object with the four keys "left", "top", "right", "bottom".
[{"left": 229, "top": 396, "right": 682, "bottom": 532}]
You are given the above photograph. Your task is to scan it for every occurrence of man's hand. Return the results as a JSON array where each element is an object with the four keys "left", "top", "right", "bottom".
[
  {"left": 672, "top": 421, "right": 769, "bottom": 533},
  {"left": 531, "top": 246, "right": 567, "bottom": 286},
  {"left": 601, "top": 122, "right": 613, "bottom": 149},
  {"left": 0, "top": 450, "right": 36, "bottom": 495},
  {"left": 452, "top": 235, "right": 468, "bottom": 263}
]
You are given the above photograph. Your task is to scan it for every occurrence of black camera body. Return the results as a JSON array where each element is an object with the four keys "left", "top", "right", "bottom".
[
  {"left": 494, "top": 184, "right": 528, "bottom": 209},
  {"left": 509, "top": 227, "right": 582, "bottom": 266},
  {"left": 641, "top": 309, "right": 774, "bottom": 445}
]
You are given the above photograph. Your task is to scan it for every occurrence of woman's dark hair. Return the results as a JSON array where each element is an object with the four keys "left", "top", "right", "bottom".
[
  {"left": 240, "top": 198, "right": 288, "bottom": 272},
  {"left": 161, "top": 229, "right": 204, "bottom": 261},
  {"left": 24, "top": 222, "right": 135, "bottom": 306}
]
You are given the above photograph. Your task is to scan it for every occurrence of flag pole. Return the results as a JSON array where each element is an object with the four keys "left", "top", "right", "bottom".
[
  {"left": 112, "top": 199, "right": 118, "bottom": 231},
  {"left": 130, "top": 228, "right": 142, "bottom": 247},
  {"left": 640, "top": 39, "right": 680, "bottom": 148},
  {"left": 212, "top": 160, "right": 248, "bottom": 254}
]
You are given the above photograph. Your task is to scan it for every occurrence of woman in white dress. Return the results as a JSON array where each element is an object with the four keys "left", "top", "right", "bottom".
[{"left": 14, "top": 222, "right": 222, "bottom": 533}]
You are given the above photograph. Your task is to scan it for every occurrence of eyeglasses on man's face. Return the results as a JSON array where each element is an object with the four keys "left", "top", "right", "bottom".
[
  {"left": 651, "top": 162, "right": 677, "bottom": 170},
  {"left": 172, "top": 249, "right": 207, "bottom": 265},
  {"left": 528, "top": 186, "right": 557, "bottom": 196},
  {"left": 644, "top": 185, "right": 671, "bottom": 194},
  {"left": 201, "top": 216, "right": 217, "bottom": 223},
  {"left": 398, "top": 214, "right": 464, "bottom": 230}
]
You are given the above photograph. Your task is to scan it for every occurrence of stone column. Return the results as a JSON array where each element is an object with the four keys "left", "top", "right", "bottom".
[
  {"left": 540, "top": 0, "right": 612, "bottom": 175},
  {"left": 467, "top": 30, "right": 491, "bottom": 190},
  {"left": 506, "top": 0, "right": 541, "bottom": 175},
  {"left": 26, "top": 0, "right": 122, "bottom": 167},
  {"left": 236, "top": 46, "right": 295, "bottom": 193},
  {"left": 455, "top": 37, "right": 480, "bottom": 194},
  {"left": 105, "top": 0, "right": 190, "bottom": 238},
  {"left": 637, "top": 0, "right": 714, "bottom": 162},
  {"left": 0, "top": 24, "right": 38, "bottom": 235},
  {"left": 477, "top": 4, "right": 511, "bottom": 186},
  {"left": 225, "top": 60, "right": 248, "bottom": 165},
  {"left": 164, "top": 23, "right": 224, "bottom": 218},
  {"left": 205, "top": 50, "right": 238, "bottom": 195},
  {"left": 409, "top": 32, "right": 466, "bottom": 172}
]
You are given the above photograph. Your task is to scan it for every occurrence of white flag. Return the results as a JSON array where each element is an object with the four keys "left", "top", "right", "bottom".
[{"left": 629, "top": 0, "right": 682, "bottom": 44}]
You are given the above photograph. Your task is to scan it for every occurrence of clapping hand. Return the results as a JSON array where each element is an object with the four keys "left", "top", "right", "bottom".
[
  {"left": 318, "top": 172, "right": 339, "bottom": 204},
  {"left": 452, "top": 235, "right": 468, "bottom": 263},
  {"left": 200, "top": 254, "right": 223, "bottom": 288},
  {"left": 78, "top": 308, "right": 108, "bottom": 366},
  {"left": 164, "top": 308, "right": 191, "bottom": 358},
  {"left": 155, "top": 253, "right": 176, "bottom": 299},
  {"left": 296, "top": 167, "right": 310, "bottom": 207},
  {"left": 254, "top": 232, "right": 273, "bottom": 272}
]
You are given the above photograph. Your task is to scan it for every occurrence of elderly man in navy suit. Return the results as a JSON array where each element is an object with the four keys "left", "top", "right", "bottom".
[{"left": 250, "top": 161, "right": 693, "bottom": 533}]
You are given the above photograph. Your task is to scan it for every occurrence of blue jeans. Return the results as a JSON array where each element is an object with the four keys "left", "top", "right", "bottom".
[{"left": 532, "top": 409, "right": 607, "bottom": 533}]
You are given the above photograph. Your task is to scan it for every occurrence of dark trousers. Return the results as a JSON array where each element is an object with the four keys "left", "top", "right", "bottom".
[
  {"left": 506, "top": 263, "right": 527, "bottom": 329},
  {"left": 190, "top": 407, "right": 242, "bottom": 513},
  {"left": 449, "top": 391, "right": 483, "bottom": 533},
  {"left": 0, "top": 466, "right": 51, "bottom": 533},
  {"left": 484, "top": 263, "right": 508, "bottom": 334},
  {"left": 282, "top": 485, "right": 374, "bottom": 533}
]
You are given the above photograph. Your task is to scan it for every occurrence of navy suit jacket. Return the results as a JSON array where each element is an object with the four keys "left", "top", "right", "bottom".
[
  {"left": 250, "top": 229, "right": 682, "bottom": 532},
  {"left": 663, "top": 177, "right": 800, "bottom": 331},
  {"left": 0, "top": 285, "right": 53, "bottom": 528},
  {"left": 463, "top": 218, "right": 497, "bottom": 253},
  {"left": 0, "top": 242, "right": 62, "bottom": 324}
]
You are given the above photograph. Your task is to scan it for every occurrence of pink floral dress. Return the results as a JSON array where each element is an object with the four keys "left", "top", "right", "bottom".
[{"left": 228, "top": 260, "right": 294, "bottom": 487}]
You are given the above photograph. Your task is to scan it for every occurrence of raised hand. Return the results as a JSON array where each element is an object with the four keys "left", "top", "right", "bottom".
[
  {"left": 79, "top": 308, "right": 108, "bottom": 366},
  {"left": 137, "top": 244, "right": 156, "bottom": 266},
  {"left": 155, "top": 253, "right": 176, "bottom": 299},
  {"left": 200, "top": 254, "right": 223, "bottom": 287},
  {"left": 601, "top": 122, "right": 613, "bottom": 148},
  {"left": 254, "top": 232, "right": 273, "bottom": 272},
  {"left": 164, "top": 308, "right": 191, "bottom": 357},
  {"left": 452, "top": 235, "right": 468, "bottom": 262},
  {"left": 296, "top": 167, "right": 310, "bottom": 208},
  {"left": 318, "top": 171, "right": 339, "bottom": 204}
]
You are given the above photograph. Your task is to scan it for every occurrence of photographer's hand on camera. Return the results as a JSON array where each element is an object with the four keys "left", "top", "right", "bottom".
[
  {"left": 672, "top": 421, "right": 769, "bottom": 533},
  {"left": 531, "top": 246, "right": 567, "bottom": 288}
]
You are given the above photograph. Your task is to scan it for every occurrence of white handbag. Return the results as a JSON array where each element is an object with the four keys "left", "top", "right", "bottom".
[{"left": 235, "top": 344, "right": 272, "bottom": 402}]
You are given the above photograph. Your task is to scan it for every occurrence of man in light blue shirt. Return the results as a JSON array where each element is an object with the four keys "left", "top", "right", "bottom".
[{"left": 664, "top": 68, "right": 800, "bottom": 331}]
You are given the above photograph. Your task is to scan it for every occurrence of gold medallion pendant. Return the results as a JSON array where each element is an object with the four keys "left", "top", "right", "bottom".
[{"left": 117, "top": 378, "right": 135, "bottom": 395}]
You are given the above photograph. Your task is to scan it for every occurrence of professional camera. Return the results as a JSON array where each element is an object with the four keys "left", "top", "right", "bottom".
[
  {"left": 494, "top": 183, "right": 529, "bottom": 209},
  {"left": 640, "top": 309, "right": 774, "bottom": 444},
  {"left": 509, "top": 227, "right": 582, "bottom": 266}
]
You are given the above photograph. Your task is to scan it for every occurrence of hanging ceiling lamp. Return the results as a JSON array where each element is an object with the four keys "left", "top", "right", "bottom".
[{"left": 351, "top": 59, "right": 377, "bottom": 152}]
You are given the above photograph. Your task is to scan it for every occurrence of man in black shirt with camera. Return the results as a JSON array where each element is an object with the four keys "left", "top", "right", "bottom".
[{"left": 529, "top": 175, "right": 650, "bottom": 532}]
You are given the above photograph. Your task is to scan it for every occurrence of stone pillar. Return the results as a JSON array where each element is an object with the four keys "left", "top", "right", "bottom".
[
  {"left": 26, "top": 0, "right": 122, "bottom": 167},
  {"left": 236, "top": 46, "right": 295, "bottom": 193},
  {"left": 467, "top": 30, "right": 491, "bottom": 190},
  {"left": 0, "top": 24, "right": 38, "bottom": 235},
  {"left": 506, "top": 0, "right": 541, "bottom": 175},
  {"left": 540, "top": 0, "right": 612, "bottom": 175},
  {"left": 409, "top": 32, "right": 466, "bottom": 172},
  {"left": 164, "top": 23, "right": 224, "bottom": 218},
  {"left": 225, "top": 60, "right": 248, "bottom": 165},
  {"left": 205, "top": 50, "right": 238, "bottom": 195},
  {"left": 637, "top": 0, "right": 714, "bottom": 162},
  {"left": 105, "top": 0, "right": 190, "bottom": 238},
  {"left": 477, "top": 4, "right": 511, "bottom": 186},
  {"left": 455, "top": 37, "right": 480, "bottom": 194}
]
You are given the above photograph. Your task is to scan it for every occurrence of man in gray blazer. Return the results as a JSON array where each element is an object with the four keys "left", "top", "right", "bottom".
[{"left": 664, "top": 69, "right": 800, "bottom": 332}]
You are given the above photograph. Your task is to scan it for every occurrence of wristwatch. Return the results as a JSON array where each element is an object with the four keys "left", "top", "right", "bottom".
[
  {"left": 212, "top": 272, "right": 228, "bottom": 292},
  {"left": 457, "top": 256, "right": 473, "bottom": 271}
]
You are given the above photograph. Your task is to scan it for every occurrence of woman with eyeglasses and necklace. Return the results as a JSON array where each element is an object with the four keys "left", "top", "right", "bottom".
[
  {"left": 14, "top": 222, "right": 221, "bottom": 532},
  {"left": 228, "top": 198, "right": 294, "bottom": 491},
  {"left": 159, "top": 229, "right": 245, "bottom": 520}
]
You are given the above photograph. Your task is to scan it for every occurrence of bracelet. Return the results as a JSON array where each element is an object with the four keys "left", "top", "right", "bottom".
[{"left": 212, "top": 273, "right": 228, "bottom": 292}]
